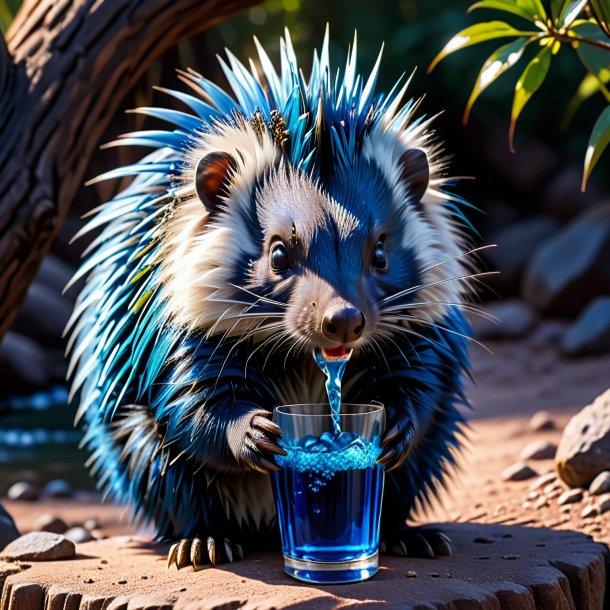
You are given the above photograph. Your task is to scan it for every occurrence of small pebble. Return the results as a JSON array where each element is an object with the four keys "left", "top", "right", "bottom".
[
  {"left": 83, "top": 518, "right": 100, "bottom": 531},
  {"left": 529, "top": 472, "right": 557, "bottom": 491},
  {"left": 84, "top": 578, "right": 94, "bottom": 584},
  {"left": 502, "top": 462, "right": 538, "bottom": 482},
  {"left": 597, "top": 494, "right": 610, "bottom": 514},
  {"left": 522, "top": 501, "right": 532, "bottom": 510},
  {"left": 501, "top": 554, "right": 520, "bottom": 560},
  {"left": 582, "top": 505, "right": 599, "bottom": 519},
  {"left": 473, "top": 536, "right": 494, "bottom": 544},
  {"left": 65, "top": 527, "right": 95, "bottom": 544},
  {"left": 557, "top": 489, "right": 584, "bottom": 505},
  {"left": 406, "top": 570, "right": 417, "bottom": 578},
  {"left": 529, "top": 411, "right": 556, "bottom": 431},
  {"left": 475, "top": 556, "right": 490, "bottom": 560},
  {"left": 520, "top": 440, "right": 557, "bottom": 461},
  {"left": 7, "top": 482, "right": 39, "bottom": 501},
  {"left": 526, "top": 490, "right": 539, "bottom": 501},
  {"left": 33, "top": 514, "right": 68, "bottom": 535},
  {"left": 429, "top": 572, "right": 440, "bottom": 578},
  {"left": 589, "top": 472, "right": 610, "bottom": 496},
  {"left": 118, "top": 579, "right": 127, "bottom": 585},
  {"left": 43, "top": 479, "right": 72, "bottom": 499}
]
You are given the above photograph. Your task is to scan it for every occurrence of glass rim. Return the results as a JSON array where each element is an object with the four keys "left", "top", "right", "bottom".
[{"left": 275, "top": 403, "right": 384, "bottom": 417}]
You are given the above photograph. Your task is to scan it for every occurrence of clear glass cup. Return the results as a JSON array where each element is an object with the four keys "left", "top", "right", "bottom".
[{"left": 272, "top": 403, "right": 385, "bottom": 584}]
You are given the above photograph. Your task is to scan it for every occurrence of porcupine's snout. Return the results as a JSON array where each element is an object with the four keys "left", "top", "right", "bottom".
[{"left": 322, "top": 303, "right": 365, "bottom": 344}]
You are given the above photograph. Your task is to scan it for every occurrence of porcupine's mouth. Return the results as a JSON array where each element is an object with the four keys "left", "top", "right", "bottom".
[{"left": 321, "top": 345, "right": 352, "bottom": 361}]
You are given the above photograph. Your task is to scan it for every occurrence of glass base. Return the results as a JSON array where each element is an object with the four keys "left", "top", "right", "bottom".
[{"left": 283, "top": 551, "right": 379, "bottom": 584}]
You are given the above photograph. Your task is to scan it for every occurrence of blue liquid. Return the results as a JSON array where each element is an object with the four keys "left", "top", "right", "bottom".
[
  {"left": 273, "top": 432, "right": 384, "bottom": 583},
  {"left": 314, "top": 349, "right": 350, "bottom": 434}
]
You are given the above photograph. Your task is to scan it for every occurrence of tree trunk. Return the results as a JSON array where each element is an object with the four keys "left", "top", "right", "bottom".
[{"left": 0, "top": 0, "right": 259, "bottom": 340}]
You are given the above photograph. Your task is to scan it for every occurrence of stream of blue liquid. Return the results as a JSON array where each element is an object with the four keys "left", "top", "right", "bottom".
[{"left": 272, "top": 348, "right": 384, "bottom": 582}]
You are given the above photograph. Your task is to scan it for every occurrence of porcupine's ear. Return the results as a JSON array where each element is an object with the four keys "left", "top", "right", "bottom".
[
  {"left": 399, "top": 148, "right": 429, "bottom": 206},
  {"left": 194, "top": 151, "right": 238, "bottom": 215}
]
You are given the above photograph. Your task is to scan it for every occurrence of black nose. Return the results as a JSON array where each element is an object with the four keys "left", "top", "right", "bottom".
[{"left": 322, "top": 307, "right": 365, "bottom": 343}]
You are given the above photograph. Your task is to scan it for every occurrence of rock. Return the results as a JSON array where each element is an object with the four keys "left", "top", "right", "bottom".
[
  {"left": 0, "top": 532, "right": 75, "bottom": 561},
  {"left": 557, "top": 488, "right": 584, "bottom": 505},
  {"left": 501, "top": 462, "right": 538, "bottom": 482},
  {"left": 598, "top": 494, "right": 610, "bottom": 514},
  {"left": 529, "top": 410, "right": 556, "bottom": 431},
  {"left": 0, "top": 503, "right": 19, "bottom": 551},
  {"left": 520, "top": 440, "right": 557, "bottom": 461},
  {"left": 533, "top": 496, "right": 548, "bottom": 509},
  {"left": 529, "top": 472, "right": 558, "bottom": 491},
  {"left": 561, "top": 296, "right": 610, "bottom": 357},
  {"left": 472, "top": 299, "right": 537, "bottom": 340},
  {"left": 589, "top": 471, "right": 610, "bottom": 496},
  {"left": 522, "top": 203, "right": 610, "bottom": 316},
  {"left": 33, "top": 514, "right": 68, "bottom": 535},
  {"left": 556, "top": 388, "right": 610, "bottom": 488},
  {"left": 83, "top": 518, "right": 100, "bottom": 531},
  {"left": 0, "top": 332, "right": 50, "bottom": 390},
  {"left": 43, "top": 479, "right": 72, "bottom": 499},
  {"left": 485, "top": 217, "right": 558, "bottom": 294},
  {"left": 542, "top": 165, "right": 601, "bottom": 221},
  {"left": 7, "top": 482, "right": 39, "bottom": 502},
  {"left": 582, "top": 505, "right": 598, "bottom": 518},
  {"left": 11, "top": 282, "right": 72, "bottom": 345},
  {"left": 65, "top": 527, "right": 95, "bottom": 544},
  {"left": 529, "top": 321, "right": 566, "bottom": 349},
  {"left": 36, "top": 254, "right": 75, "bottom": 299}
]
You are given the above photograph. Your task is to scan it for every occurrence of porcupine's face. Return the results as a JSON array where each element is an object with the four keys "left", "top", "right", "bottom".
[{"left": 185, "top": 124, "right": 434, "bottom": 360}]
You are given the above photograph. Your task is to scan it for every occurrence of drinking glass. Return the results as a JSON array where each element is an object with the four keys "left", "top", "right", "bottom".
[{"left": 272, "top": 403, "right": 385, "bottom": 584}]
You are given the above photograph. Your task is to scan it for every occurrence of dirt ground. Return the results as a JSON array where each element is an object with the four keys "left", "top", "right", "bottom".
[{"left": 3, "top": 337, "right": 610, "bottom": 608}]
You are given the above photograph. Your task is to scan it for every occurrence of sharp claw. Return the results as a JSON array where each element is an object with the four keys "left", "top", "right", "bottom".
[
  {"left": 167, "top": 542, "right": 179, "bottom": 569},
  {"left": 416, "top": 534, "right": 435, "bottom": 559},
  {"left": 255, "top": 437, "right": 288, "bottom": 456},
  {"left": 391, "top": 540, "right": 408, "bottom": 556},
  {"left": 257, "top": 456, "right": 281, "bottom": 472},
  {"left": 224, "top": 539, "right": 233, "bottom": 563},
  {"left": 177, "top": 539, "right": 191, "bottom": 569},
  {"left": 381, "top": 425, "right": 401, "bottom": 447},
  {"left": 191, "top": 537, "right": 203, "bottom": 570},
  {"left": 234, "top": 543, "right": 244, "bottom": 561},
  {"left": 252, "top": 415, "right": 282, "bottom": 436},
  {"left": 207, "top": 537, "right": 216, "bottom": 567}
]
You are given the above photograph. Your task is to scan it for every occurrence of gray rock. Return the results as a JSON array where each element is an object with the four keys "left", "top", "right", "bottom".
[
  {"left": 582, "top": 505, "right": 598, "bottom": 519},
  {"left": 589, "top": 471, "right": 610, "bottom": 496},
  {"left": 557, "top": 488, "right": 584, "bottom": 505},
  {"left": 472, "top": 300, "right": 537, "bottom": 340},
  {"left": 556, "top": 389, "right": 610, "bottom": 488},
  {"left": 0, "top": 532, "right": 75, "bottom": 561},
  {"left": 529, "top": 321, "right": 566, "bottom": 350},
  {"left": 11, "top": 282, "right": 72, "bottom": 344},
  {"left": 33, "top": 514, "right": 68, "bottom": 535},
  {"left": 542, "top": 165, "right": 601, "bottom": 222},
  {"left": 529, "top": 411, "right": 557, "bottom": 431},
  {"left": 7, "top": 481, "right": 39, "bottom": 502},
  {"left": 485, "top": 217, "right": 558, "bottom": 294},
  {"left": 520, "top": 440, "right": 557, "bottom": 461},
  {"left": 501, "top": 462, "right": 538, "bottom": 482},
  {"left": 598, "top": 494, "right": 610, "bottom": 514},
  {"left": 561, "top": 297, "right": 610, "bottom": 357},
  {"left": 43, "top": 479, "right": 72, "bottom": 499},
  {"left": 529, "top": 472, "right": 558, "bottom": 491},
  {"left": 0, "top": 332, "right": 50, "bottom": 390},
  {"left": 0, "top": 503, "right": 19, "bottom": 551},
  {"left": 65, "top": 526, "right": 95, "bottom": 543},
  {"left": 83, "top": 518, "right": 100, "bottom": 531},
  {"left": 523, "top": 204, "right": 610, "bottom": 316}
]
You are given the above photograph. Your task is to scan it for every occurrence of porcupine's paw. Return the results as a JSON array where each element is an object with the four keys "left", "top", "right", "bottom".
[
  {"left": 381, "top": 527, "right": 453, "bottom": 559},
  {"left": 167, "top": 536, "right": 244, "bottom": 570},
  {"left": 231, "top": 410, "right": 287, "bottom": 473},
  {"left": 377, "top": 414, "right": 414, "bottom": 471}
]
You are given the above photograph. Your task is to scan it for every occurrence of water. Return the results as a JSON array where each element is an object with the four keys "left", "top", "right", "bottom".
[{"left": 313, "top": 348, "right": 350, "bottom": 434}]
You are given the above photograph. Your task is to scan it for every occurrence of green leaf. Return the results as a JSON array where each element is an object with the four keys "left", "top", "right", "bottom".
[
  {"left": 509, "top": 43, "right": 553, "bottom": 150},
  {"left": 571, "top": 22, "right": 610, "bottom": 83},
  {"left": 562, "top": 71, "right": 610, "bottom": 129},
  {"left": 469, "top": 0, "right": 547, "bottom": 23},
  {"left": 429, "top": 21, "right": 538, "bottom": 72},
  {"left": 590, "top": 0, "right": 610, "bottom": 37},
  {"left": 0, "top": 1, "right": 14, "bottom": 35},
  {"left": 583, "top": 105, "right": 610, "bottom": 189},
  {"left": 464, "top": 38, "right": 531, "bottom": 123},
  {"left": 551, "top": 0, "right": 587, "bottom": 27}
]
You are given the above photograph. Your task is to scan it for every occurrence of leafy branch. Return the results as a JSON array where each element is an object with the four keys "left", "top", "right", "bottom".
[{"left": 429, "top": 0, "right": 610, "bottom": 190}]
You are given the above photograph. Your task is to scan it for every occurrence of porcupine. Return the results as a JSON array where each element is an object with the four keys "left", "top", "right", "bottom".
[{"left": 67, "top": 29, "right": 480, "bottom": 568}]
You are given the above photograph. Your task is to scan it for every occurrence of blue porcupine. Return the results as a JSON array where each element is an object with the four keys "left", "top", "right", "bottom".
[{"left": 68, "top": 29, "right": 480, "bottom": 567}]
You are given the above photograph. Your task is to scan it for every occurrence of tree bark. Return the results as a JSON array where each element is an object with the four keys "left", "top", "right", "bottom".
[{"left": 0, "top": 0, "right": 259, "bottom": 340}]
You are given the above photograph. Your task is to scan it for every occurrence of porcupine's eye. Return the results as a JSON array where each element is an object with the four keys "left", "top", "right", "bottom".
[
  {"left": 372, "top": 237, "right": 387, "bottom": 272},
  {"left": 271, "top": 241, "right": 290, "bottom": 273}
]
